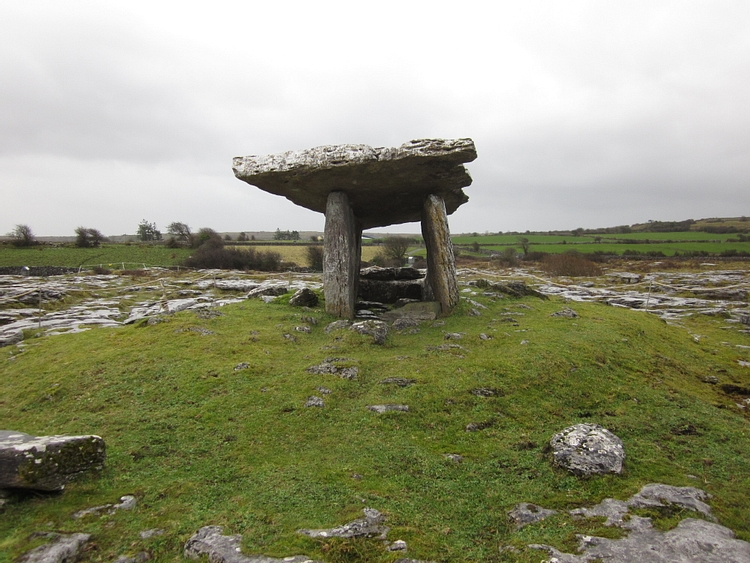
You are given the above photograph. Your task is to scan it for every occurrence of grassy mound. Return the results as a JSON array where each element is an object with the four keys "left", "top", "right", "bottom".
[{"left": 1, "top": 289, "right": 749, "bottom": 562}]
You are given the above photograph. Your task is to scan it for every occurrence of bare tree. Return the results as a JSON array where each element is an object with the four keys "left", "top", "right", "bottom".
[
  {"left": 9, "top": 224, "right": 36, "bottom": 247},
  {"left": 167, "top": 222, "right": 194, "bottom": 247},
  {"left": 75, "top": 227, "right": 105, "bottom": 248},
  {"left": 383, "top": 236, "right": 413, "bottom": 265},
  {"left": 517, "top": 236, "right": 530, "bottom": 256}
]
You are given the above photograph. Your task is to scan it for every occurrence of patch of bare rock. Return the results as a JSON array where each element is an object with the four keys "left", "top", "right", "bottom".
[{"left": 512, "top": 484, "right": 750, "bottom": 563}]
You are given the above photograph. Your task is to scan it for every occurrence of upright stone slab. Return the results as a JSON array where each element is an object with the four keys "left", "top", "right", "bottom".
[
  {"left": 422, "top": 194, "right": 459, "bottom": 315},
  {"left": 324, "top": 192, "right": 361, "bottom": 318}
]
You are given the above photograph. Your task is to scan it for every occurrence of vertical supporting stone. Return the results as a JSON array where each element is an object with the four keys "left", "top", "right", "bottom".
[
  {"left": 421, "top": 194, "right": 459, "bottom": 316},
  {"left": 324, "top": 191, "right": 361, "bottom": 319}
]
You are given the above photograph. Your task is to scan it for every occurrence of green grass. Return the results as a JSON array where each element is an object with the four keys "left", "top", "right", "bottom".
[
  {"left": 1, "top": 286, "right": 749, "bottom": 562},
  {"left": 0, "top": 244, "right": 192, "bottom": 268}
]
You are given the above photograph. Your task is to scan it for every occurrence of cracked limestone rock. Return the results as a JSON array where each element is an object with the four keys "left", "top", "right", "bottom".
[{"left": 298, "top": 508, "right": 389, "bottom": 539}]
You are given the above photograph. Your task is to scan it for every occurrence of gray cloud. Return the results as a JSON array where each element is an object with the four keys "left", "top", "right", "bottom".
[{"left": 2, "top": 1, "right": 749, "bottom": 236}]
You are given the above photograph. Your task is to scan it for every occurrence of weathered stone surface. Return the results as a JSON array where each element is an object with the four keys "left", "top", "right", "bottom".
[
  {"left": 381, "top": 301, "right": 441, "bottom": 323},
  {"left": 367, "top": 404, "right": 409, "bottom": 414},
  {"left": 18, "top": 532, "right": 91, "bottom": 563},
  {"left": 304, "top": 396, "right": 324, "bottom": 408},
  {"left": 0, "top": 431, "right": 105, "bottom": 491},
  {"left": 350, "top": 319, "right": 389, "bottom": 345},
  {"left": 246, "top": 285, "right": 288, "bottom": 299},
  {"left": 233, "top": 139, "right": 476, "bottom": 230},
  {"left": 360, "top": 267, "right": 424, "bottom": 281},
  {"left": 324, "top": 191, "right": 361, "bottom": 318},
  {"left": 289, "top": 288, "right": 319, "bottom": 307},
  {"left": 306, "top": 358, "right": 359, "bottom": 380},
  {"left": 550, "top": 424, "right": 625, "bottom": 476},
  {"left": 508, "top": 503, "right": 558, "bottom": 529},
  {"left": 421, "top": 194, "right": 459, "bottom": 315},
  {"left": 358, "top": 278, "right": 423, "bottom": 303},
  {"left": 550, "top": 307, "right": 579, "bottom": 318},
  {"left": 0, "top": 329, "right": 23, "bottom": 347},
  {"left": 531, "top": 518, "right": 750, "bottom": 562},
  {"left": 185, "top": 526, "right": 318, "bottom": 563},
  {"left": 72, "top": 495, "right": 136, "bottom": 519},
  {"left": 299, "top": 508, "right": 389, "bottom": 539},
  {"left": 528, "top": 483, "right": 750, "bottom": 562}
]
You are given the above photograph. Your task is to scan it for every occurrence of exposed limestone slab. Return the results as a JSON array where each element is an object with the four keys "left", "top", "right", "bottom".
[
  {"left": 233, "top": 139, "right": 476, "bottom": 229},
  {"left": 0, "top": 431, "right": 105, "bottom": 491}
]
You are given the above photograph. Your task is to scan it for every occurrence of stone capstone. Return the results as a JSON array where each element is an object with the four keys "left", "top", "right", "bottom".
[
  {"left": 233, "top": 139, "right": 476, "bottom": 230},
  {"left": 185, "top": 526, "right": 319, "bottom": 563},
  {"left": 550, "top": 424, "right": 625, "bottom": 476},
  {"left": 0, "top": 431, "right": 105, "bottom": 491},
  {"left": 18, "top": 532, "right": 91, "bottom": 563}
]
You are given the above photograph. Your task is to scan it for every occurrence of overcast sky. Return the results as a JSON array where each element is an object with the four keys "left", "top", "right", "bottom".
[{"left": 2, "top": 1, "right": 749, "bottom": 236}]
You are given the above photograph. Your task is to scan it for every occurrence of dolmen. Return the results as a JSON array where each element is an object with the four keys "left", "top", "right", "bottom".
[{"left": 233, "top": 138, "right": 477, "bottom": 319}]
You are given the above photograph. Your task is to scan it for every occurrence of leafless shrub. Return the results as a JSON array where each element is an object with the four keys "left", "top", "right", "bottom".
[{"left": 541, "top": 252, "right": 602, "bottom": 277}]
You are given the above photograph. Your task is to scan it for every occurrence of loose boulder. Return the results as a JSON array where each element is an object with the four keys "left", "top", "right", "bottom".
[
  {"left": 289, "top": 288, "right": 319, "bottom": 307},
  {"left": 549, "top": 424, "right": 625, "bottom": 476},
  {"left": 0, "top": 431, "right": 105, "bottom": 491}
]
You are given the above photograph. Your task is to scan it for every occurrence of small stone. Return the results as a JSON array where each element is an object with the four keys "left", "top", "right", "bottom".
[
  {"left": 233, "top": 363, "right": 250, "bottom": 371},
  {"left": 387, "top": 540, "right": 408, "bottom": 552},
  {"left": 379, "top": 377, "right": 416, "bottom": 387},
  {"left": 478, "top": 333, "right": 492, "bottom": 340},
  {"left": 508, "top": 503, "right": 558, "bottom": 529},
  {"left": 294, "top": 325, "right": 311, "bottom": 333},
  {"left": 551, "top": 308, "right": 579, "bottom": 318},
  {"left": 324, "top": 320, "right": 351, "bottom": 333},
  {"left": 305, "top": 396, "right": 325, "bottom": 408},
  {"left": 444, "top": 454, "right": 463, "bottom": 463},
  {"left": 444, "top": 332, "right": 464, "bottom": 340},
  {"left": 317, "top": 387, "right": 331, "bottom": 394},
  {"left": 367, "top": 405, "right": 409, "bottom": 414},
  {"left": 139, "top": 529, "right": 165, "bottom": 539}
]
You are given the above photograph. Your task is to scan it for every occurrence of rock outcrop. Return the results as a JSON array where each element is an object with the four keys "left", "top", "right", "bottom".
[{"left": 0, "top": 431, "right": 105, "bottom": 491}]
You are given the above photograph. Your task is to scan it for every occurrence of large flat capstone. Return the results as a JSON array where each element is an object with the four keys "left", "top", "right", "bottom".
[{"left": 232, "top": 138, "right": 476, "bottom": 229}]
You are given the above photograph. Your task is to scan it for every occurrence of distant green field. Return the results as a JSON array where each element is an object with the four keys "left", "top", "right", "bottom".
[
  {"left": 471, "top": 242, "right": 750, "bottom": 256},
  {"left": 0, "top": 245, "right": 192, "bottom": 268}
]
